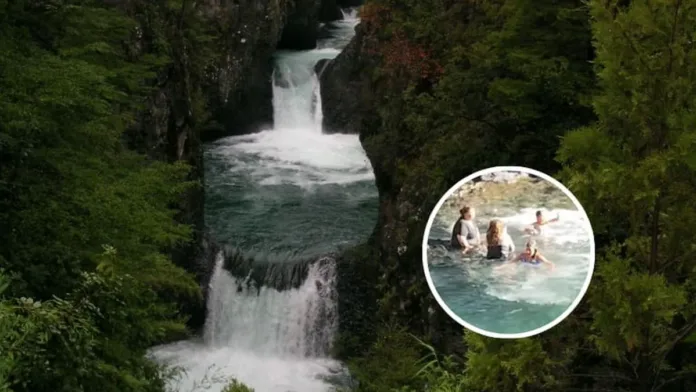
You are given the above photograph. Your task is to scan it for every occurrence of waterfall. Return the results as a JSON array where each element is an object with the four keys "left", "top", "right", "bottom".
[
  {"left": 204, "top": 253, "right": 338, "bottom": 358},
  {"left": 149, "top": 8, "right": 369, "bottom": 392}
]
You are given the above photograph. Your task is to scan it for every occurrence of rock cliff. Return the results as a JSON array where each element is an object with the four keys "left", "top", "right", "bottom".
[
  {"left": 316, "top": 23, "right": 376, "bottom": 134},
  {"left": 319, "top": 19, "right": 465, "bottom": 354}
]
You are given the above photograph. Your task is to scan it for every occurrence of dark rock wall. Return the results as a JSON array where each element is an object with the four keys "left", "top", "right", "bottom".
[
  {"left": 338, "top": 0, "right": 363, "bottom": 7},
  {"left": 319, "top": 0, "right": 344, "bottom": 22},
  {"left": 319, "top": 20, "right": 465, "bottom": 354},
  {"left": 316, "top": 23, "right": 376, "bottom": 135},
  {"left": 278, "top": 0, "right": 323, "bottom": 50}
]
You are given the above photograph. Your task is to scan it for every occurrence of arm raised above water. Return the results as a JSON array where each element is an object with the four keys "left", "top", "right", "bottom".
[{"left": 537, "top": 253, "right": 555, "bottom": 270}]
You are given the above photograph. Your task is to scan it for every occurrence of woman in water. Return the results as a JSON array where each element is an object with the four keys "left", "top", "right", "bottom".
[
  {"left": 450, "top": 206, "right": 481, "bottom": 254},
  {"left": 485, "top": 219, "right": 515, "bottom": 260},
  {"left": 497, "top": 239, "right": 555, "bottom": 270}
]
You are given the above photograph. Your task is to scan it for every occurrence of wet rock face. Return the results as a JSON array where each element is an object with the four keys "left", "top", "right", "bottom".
[
  {"left": 317, "top": 23, "right": 377, "bottom": 134},
  {"left": 319, "top": 19, "right": 464, "bottom": 352},
  {"left": 441, "top": 175, "right": 575, "bottom": 222},
  {"left": 202, "top": 0, "right": 347, "bottom": 137},
  {"left": 319, "top": 0, "right": 343, "bottom": 22},
  {"left": 201, "top": 0, "right": 289, "bottom": 139},
  {"left": 278, "top": 0, "right": 323, "bottom": 50}
]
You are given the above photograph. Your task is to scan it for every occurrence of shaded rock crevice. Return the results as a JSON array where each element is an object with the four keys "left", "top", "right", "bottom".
[{"left": 278, "top": 0, "right": 323, "bottom": 50}]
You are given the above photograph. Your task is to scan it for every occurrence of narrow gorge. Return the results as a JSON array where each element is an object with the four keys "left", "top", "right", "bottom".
[{"left": 151, "top": 8, "right": 380, "bottom": 391}]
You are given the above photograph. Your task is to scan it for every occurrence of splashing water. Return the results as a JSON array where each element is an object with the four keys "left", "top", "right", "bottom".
[
  {"left": 203, "top": 255, "right": 338, "bottom": 357},
  {"left": 426, "top": 175, "right": 592, "bottom": 335},
  {"left": 153, "top": 255, "right": 346, "bottom": 392},
  {"left": 150, "top": 9, "right": 374, "bottom": 391}
]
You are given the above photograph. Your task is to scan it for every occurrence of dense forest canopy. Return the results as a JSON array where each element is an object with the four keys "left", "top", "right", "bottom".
[
  {"left": 1, "top": 0, "right": 696, "bottom": 392},
  {"left": 346, "top": 0, "right": 696, "bottom": 391},
  {"left": 0, "top": 1, "right": 208, "bottom": 391}
]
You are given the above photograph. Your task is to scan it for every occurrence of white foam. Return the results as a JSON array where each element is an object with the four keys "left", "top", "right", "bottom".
[
  {"left": 340, "top": 8, "right": 359, "bottom": 22},
  {"left": 150, "top": 255, "right": 343, "bottom": 392},
  {"left": 154, "top": 343, "right": 342, "bottom": 392},
  {"left": 209, "top": 33, "right": 373, "bottom": 188},
  {"left": 211, "top": 129, "right": 373, "bottom": 187}
]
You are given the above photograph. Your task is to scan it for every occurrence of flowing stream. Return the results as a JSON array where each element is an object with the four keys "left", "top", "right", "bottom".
[{"left": 150, "top": 10, "right": 377, "bottom": 392}]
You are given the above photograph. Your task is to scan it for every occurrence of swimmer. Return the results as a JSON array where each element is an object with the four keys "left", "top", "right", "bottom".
[
  {"left": 485, "top": 219, "right": 515, "bottom": 260},
  {"left": 496, "top": 239, "right": 555, "bottom": 270},
  {"left": 524, "top": 210, "right": 560, "bottom": 236}
]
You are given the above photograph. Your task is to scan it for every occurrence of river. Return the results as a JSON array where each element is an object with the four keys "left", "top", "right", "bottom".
[{"left": 150, "top": 9, "right": 378, "bottom": 392}]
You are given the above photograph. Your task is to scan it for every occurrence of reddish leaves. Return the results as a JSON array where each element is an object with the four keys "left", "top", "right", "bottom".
[
  {"left": 360, "top": 3, "right": 444, "bottom": 82},
  {"left": 359, "top": 3, "right": 390, "bottom": 29},
  {"left": 379, "top": 31, "right": 444, "bottom": 82}
]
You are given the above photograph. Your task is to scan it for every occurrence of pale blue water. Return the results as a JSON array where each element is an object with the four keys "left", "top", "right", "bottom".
[{"left": 426, "top": 175, "right": 593, "bottom": 335}]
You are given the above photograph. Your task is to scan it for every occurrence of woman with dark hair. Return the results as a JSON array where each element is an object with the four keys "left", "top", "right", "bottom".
[{"left": 450, "top": 206, "right": 481, "bottom": 253}]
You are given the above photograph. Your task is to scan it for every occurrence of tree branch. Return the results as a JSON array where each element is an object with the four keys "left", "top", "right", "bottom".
[
  {"left": 649, "top": 191, "right": 662, "bottom": 273},
  {"left": 654, "top": 318, "right": 696, "bottom": 358}
]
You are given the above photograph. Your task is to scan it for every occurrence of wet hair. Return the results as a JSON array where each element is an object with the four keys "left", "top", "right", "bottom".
[
  {"left": 460, "top": 206, "right": 472, "bottom": 218},
  {"left": 535, "top": 210, "right": 542, "bottom": 217},
  {"left": 525, "top": 239, "right": 538, "bottom": 256},
  {"left": 486, "top": 219, "right": 504, "bottom": 246}
]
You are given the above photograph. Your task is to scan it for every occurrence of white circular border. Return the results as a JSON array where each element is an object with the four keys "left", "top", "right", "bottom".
[{"left": 422, "top": 166, "right": 596, "bottom": 339}]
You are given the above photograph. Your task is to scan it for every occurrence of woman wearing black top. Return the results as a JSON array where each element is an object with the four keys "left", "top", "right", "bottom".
[{"left": 485, "top": 219, "right": 515, "bottom": 260}]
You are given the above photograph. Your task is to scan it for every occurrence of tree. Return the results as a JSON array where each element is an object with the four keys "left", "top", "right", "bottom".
[
  {"left": 557, "top": 0, "right": 696, "bottom": 390},
  {"left": 0, "top": 1, "right": 206, "bottom": 391}
]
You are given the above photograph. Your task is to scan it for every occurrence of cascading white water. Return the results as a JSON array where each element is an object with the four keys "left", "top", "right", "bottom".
[
  {"left": 149, "top": 9, "right": 367, "bottom": 392},
  {"left": 272, "top": 60, "right": 327, "bottom": 132},
  {"left": 204, "top": 255, "right": 338, "bottom": 358},
  {"left": 152, "top": 255, "right": 345, "bottom": 392}
]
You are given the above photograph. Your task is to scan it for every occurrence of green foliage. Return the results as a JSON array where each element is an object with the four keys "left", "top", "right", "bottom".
[
  {"left": 554, "top": 1, "right": 696, "bottom": 389},
  {"left": 362, "top": 0, "right": 596, "bottom": 206},
  {"left": 347, "top": 326, "right": 425, "bottom": 392},
  {"left": 401, "top": 335, "right": 466, "bottom": 392},
  {"left": 351, "top": 0, "right": 696, "bottom": 391},
  {"left": 0, "top": 1, "right": 220, "bottom": 391},
  {"left": 221, "top": 379, "right": 255, "bottom": 392},
  {"left": 0, "top": 270, "right": 184, "bottom": 392},
  {"left": 0, "top": 0, "right": 197, "bottom": 300}
]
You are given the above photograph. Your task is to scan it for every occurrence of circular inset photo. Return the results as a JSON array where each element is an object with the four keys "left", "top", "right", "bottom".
[{"left": 423, "top": 166, "right": 595, "bottom": 339}]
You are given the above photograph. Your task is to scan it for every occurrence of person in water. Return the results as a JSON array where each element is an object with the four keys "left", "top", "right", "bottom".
[
  {"left": 524, "top": 210, "right": 560, "bottom": 236},
  {"left": 485, "top": 219, "right": 515, "bottom": 260},
  {"left": 450, "top": 206, "right": 481, "bottom": 253},
  {"left": 497, "top": 239, "right": 555, "bottom": 270}
]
